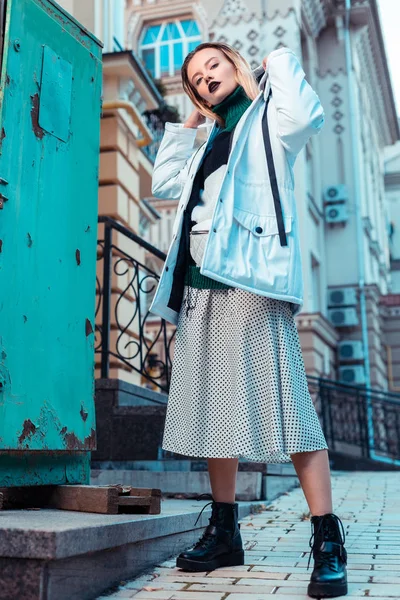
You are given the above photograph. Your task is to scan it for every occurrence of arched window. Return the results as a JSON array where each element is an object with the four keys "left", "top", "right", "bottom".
[{"left": 139, "top": 19, "right": 202, "bottom": 78}]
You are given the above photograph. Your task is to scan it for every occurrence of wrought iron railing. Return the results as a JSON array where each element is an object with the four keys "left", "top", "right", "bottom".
[
  {"left": 96, "top": 216, "right": 175, "bottom": 392},
  {"left": 307, "top": 375, "right": 400, "bottom": 462}
]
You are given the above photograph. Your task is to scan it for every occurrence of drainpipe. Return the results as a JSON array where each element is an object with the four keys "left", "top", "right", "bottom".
[{"left": 344, "top": 0, "right": 398, "bottom": 465}]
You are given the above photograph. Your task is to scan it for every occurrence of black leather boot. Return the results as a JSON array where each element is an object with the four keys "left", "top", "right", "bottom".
[
  {"left": 307, "top": 512, "right": 348, "bottom": 598},
  {"left": 176, "top": 493, "right": 244, "bottom": 571}
]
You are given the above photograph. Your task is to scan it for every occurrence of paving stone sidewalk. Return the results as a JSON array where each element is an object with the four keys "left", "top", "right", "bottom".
[{"left": 97, "top": 470, "right": 400, "bottom": 599}]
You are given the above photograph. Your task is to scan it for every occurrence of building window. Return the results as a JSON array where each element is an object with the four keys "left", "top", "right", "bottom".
[{"left": 139, "top": 19, "right": 202, "bottom": 78}]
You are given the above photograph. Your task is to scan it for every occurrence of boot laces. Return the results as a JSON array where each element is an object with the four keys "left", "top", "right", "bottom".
[
  {"left": 307, "top": 513, "right": 346, "bottom": 571},
  {"left": 193, "top": 493, "right": 214, "bottom": 527},
  {"left": 193, "top": 525, "right": 217, "bottom": 549},
  {"left": 192, "top": 493, "right": 216, "bottom": 549}
]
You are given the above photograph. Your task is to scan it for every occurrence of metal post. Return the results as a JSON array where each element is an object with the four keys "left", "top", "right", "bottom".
[
  {"left": 101, "top": 222, "right": 112, "bottom": 379},
  {"left": 343, "top": 0, "right": 374, "bottom": 457}
]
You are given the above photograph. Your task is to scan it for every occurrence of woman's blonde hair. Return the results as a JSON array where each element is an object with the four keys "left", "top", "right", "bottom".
[{"left": 181, "top": 42, "right": 260, "bottom": 128}]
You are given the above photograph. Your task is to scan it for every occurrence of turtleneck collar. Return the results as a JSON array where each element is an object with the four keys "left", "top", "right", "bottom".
[{"left": 211, "top": 85, "right": 252, "bottom": 133}]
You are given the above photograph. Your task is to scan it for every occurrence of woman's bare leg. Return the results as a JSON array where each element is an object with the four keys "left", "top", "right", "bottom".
[
  {"left": 206, "top": 450, "right": 332, "bottom": 511},
  {"left": 290, "top": 449, "right": 333, "bottom": 515},
  {"left": 207, "top": 458, "right": 238, "bottom": 503}
]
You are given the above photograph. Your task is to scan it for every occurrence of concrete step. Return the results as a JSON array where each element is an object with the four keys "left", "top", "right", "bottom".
[
  {"left": 0, "top": 497, "right": 264, "bottom": 600},
  {"left": 91, "top": 469, "right": 263, "bottom": 501},
  {"left": 90, "top": 467, "right": 300, "bottom": 501}
]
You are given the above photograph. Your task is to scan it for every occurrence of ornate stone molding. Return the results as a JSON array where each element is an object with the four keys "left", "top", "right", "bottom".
[
  {"left": 325, "top": 0, "right": 399, "bottom": 145},
  {"left": 295, "top": 312, "right": 340, "bottom": 348},
  {"left": 264, "top": 7, "right": 298, "bottom": 21},
  {"left": 210, "top": 11, "right": 261, "bottom": 28},
  {"left": 317, "top": 67, "right": 347, "bottom": 78},
  {"left": 209, "top": 5, "right": 298, "bottom": 30},
  {"left": 357, "top": 26, "right": 391, "bottom": 148},
  {"left": 127, "top": 1, "right": 206, "bottom": 51}
]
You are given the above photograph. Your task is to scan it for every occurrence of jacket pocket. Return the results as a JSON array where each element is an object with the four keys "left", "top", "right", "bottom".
[
  {"left": 230, "top": 207, "right": 293, "bottom": 295},
  {"left": 232, "top": 207, "right": 293, "bottom": 236}
]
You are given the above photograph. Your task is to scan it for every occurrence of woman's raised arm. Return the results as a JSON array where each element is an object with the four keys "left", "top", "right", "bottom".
[
  {"left": 261, "top": 47, "right": 325, "bottom": 158},
  {"left": 151, "top": 122, "right": 198, "bottom": 199}
]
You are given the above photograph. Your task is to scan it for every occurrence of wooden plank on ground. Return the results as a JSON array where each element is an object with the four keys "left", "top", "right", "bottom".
[{"left": 0, "top": 484, "right": 162, "bottom": 514}]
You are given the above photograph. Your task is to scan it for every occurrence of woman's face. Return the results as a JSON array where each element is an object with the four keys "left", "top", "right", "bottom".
[{"left": 187, "top": 48, "right": 238, "bottom": 107}]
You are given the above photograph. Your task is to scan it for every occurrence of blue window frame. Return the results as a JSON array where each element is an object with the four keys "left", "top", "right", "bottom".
[{"left": 139, "top": 19, "right": 202, "bottom": 78}]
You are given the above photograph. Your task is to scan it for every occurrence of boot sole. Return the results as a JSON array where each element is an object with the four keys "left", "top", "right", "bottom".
[
  {"left": 176, "top": 549, "right": 244, "bottom": 572},
  {"left": 308, "top": 580, "right": 348, "bottom": 598}
]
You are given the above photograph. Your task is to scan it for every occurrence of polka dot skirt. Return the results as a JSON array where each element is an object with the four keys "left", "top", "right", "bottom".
[{"left": 162, "top": 285, "right": 329, "bottom": 463}]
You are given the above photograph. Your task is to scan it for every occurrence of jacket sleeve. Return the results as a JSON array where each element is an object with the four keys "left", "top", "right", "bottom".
[
  {"left": 151, "top": 122, "right": 198, "bottom": 199},
  {"left": 258, "top": 47, "right": 325, "bottom": 158}
]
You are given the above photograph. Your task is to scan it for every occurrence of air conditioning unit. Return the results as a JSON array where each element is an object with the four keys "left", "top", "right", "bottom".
[
  {"left": 323, "top": 184, "right": 348, "bottom": 203},
  {"left": 339, "top": 365, "right": 366, "bottom": 385},
  {"left": 328, "top": 307, "right": 359, "bottom": 327},
  {"left": 338, "top": 340, "right": 364, "bottom": 361},
  {"left": 325, "top": 204, "right": 348, "bottom": 224},
  {"left": 328, "top": 288, "right": 357, "bottom": 307}
]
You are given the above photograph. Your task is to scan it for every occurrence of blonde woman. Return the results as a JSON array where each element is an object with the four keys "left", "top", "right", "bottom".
[{"left": 149, "top": 42, "right": 348, "bottom": 599}]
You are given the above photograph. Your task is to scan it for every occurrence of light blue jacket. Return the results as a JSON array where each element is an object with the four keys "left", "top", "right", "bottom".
[{"left": 149, "top": 47, "right": 325, "bottom": 325}]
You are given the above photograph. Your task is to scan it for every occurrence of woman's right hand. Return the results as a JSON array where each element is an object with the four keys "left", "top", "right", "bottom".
[{"left": 183, "top": 108, "right": 207, "bottom": 129}]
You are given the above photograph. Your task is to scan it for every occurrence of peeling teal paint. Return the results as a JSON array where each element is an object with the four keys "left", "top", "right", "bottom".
[
  {"left": 0, "top": 452, "right": 89, "bottom": 486},
  {"left": 0, "top": 0, "right": 102, "bottom": 484}
]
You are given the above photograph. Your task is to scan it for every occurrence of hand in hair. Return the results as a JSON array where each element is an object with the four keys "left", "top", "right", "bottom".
[
  {"left": 183, "top": 108, "right": 207, "bottom": 129},
  {"left": 262, "top": 56, "right": 268, "bottom": 70}
]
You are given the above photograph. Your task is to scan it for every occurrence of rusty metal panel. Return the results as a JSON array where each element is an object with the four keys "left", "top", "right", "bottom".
[{"left": 0, "top": 0, "right": 102, "bottom": 459}]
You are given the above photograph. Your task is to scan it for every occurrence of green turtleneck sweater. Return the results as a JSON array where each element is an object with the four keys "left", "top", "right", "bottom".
[
  {"left": 183, "top": 85, "right": 252, "bottom": 293},
  {"left": 211, "top": 84, "right": 252, "bottom": 132}
]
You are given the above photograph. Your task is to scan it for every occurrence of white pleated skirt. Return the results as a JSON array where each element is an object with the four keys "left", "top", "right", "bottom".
[{"left": 162, "top": 284, "right": 328, "bottom": 463}]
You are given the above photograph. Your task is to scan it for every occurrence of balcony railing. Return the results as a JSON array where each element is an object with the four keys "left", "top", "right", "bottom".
[{"left": 307, "top": 375, "right": 400, "bottom": 463}]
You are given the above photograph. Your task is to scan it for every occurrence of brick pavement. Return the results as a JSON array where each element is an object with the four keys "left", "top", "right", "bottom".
[{"left": 97, "top": 470, "right": 400, "bottom": 599}]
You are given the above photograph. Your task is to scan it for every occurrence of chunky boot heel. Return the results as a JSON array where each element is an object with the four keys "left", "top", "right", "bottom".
[
  {"left": 176, "top": 495, "right": 244, "bottom": 572},
  {"left": 223, "top": 548, "right": 245, "bottom": 566},
  {"left": 307, "top": 513, "right": 348, "bottom": 598}
]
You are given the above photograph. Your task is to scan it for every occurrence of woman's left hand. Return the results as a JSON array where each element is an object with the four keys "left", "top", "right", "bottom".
[{"left": 262, "top": 56, "right": 268, "bottom": 70}]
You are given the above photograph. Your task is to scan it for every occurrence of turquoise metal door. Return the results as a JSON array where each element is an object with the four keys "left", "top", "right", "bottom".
[{"left": 0, "top": 0, "right": 102, "bottom": 485}]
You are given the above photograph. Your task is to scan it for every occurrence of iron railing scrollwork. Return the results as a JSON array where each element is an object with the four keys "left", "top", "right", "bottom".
[{"left": 96, "top": 216, "right": 175, "bottom": 392}]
